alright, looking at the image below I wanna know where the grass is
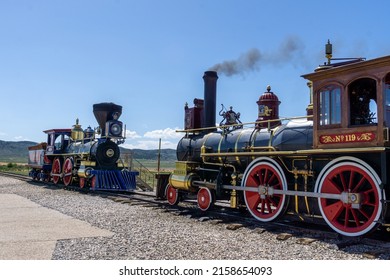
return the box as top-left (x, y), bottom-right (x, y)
top-left (0, 160), bottom-right (176, 180)
top-left (132, 159), bottom-right (175, 171)
top-left (0, 163), bottom-right (30, 175)
top-left (128, 159), bottom-right (175, 189)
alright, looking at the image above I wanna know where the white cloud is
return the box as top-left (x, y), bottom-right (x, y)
top-left (12, 136), bottom-right (33, 141)
top-left (143, 127), bottom-right (180, 140)
top-left (125, 129), bottom-right (142, 139)
top-left (122, 139), bottom-right (177, 150)
top-left (122, 127), bottom-right (182, 149)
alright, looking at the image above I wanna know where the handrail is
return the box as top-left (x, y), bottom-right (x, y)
top-left (131, 158), bottom-right (155, 189)
top-left (121, 152), bottom-right (155, 190)
top-left (175, 115), bottom-right (313, 133)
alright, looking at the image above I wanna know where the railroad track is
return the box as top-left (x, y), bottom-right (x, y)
top-left (106, 191), bottom-right (390, 258)
top-left (1, 171), bottom-right (390, 259)
top-left (0, 171), bottom-right (33, 182)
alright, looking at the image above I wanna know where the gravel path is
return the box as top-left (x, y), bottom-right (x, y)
top-left (1, 176), bottom-right (388, 260)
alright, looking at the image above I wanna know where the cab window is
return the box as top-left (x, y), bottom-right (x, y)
top-left (349, 78), bottom-right (377, 125)
top-left (384, 73), bottom-right (390, 126)
top-left (319, 86), bottom-right (341, 126)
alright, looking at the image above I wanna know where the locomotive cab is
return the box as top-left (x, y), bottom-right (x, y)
top-left (302, 53), bottom-right (390, 149)
top-left (44, 129), bottom-right (72, 154)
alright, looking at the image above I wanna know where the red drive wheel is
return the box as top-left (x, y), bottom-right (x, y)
top-left (91, 176), bottom-right (96, 189)
top-left (197, 187), bottom-right (214, 211)
top-left (166, 184), bottom-right (179, 205)
top-left (62, 157), bottom-right (73, 186)
top-left (242, 157), bottom-right (288, 222)
top-left (79, 177), bottom-right (86, 188)
top-left (316, 157), bottom-right (384, 237)
top-left (51, 158), bottom-right (62, 184)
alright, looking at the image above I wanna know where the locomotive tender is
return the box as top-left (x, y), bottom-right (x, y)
top-left (28, 102), bottom-right (138, 191)
top-left (167, 42), bottom-right (390, 237)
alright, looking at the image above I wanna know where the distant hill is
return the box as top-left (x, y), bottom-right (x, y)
top-left (120, 147), bottom-right (176, 161)
top-left (0, 140), bottom-right (37, 163)
top-left (0, 140), bottom-right (176, 163)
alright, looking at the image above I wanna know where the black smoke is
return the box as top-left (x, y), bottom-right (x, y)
top-left (209, 36), bottom-right (305, 77)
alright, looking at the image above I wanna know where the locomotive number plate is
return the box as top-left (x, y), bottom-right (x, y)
top-left (319, 132), bottom-right (375, 144)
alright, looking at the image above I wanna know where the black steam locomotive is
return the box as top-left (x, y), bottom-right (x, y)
top-left (28, 102), bottom-right (138, 190)
top-left (166, 42), bottom-right (390, 237)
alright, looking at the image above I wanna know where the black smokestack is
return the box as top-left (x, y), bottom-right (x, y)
top-left (203, 71), bottom-right (218, 131)
top-left (93, 102), bottom-right (122, 136)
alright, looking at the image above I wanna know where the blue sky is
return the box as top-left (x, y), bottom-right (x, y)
top-left (1, 0), bottom-right (389, 149)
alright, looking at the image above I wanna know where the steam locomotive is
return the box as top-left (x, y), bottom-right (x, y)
top-left (27, 102), bottom-right (138, 191)
top-left (166, 42), bottom-right (390, 237)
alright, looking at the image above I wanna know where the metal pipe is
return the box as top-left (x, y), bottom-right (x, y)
top-left (203, 71), bottom-right (218, 131)
top-left (200, 146), bottom-right (386, 158)
top-left (176, 115), bottom-right (313, 133)
top-left (221, 184), bottom-right (355, 200)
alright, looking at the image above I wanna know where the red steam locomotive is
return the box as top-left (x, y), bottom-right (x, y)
top-left (166, 42), bottom-right (390, 237)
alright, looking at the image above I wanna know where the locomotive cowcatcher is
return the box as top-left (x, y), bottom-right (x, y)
top-left (27, 102), bottom-right (138, 191)
top-left (166, 42), bottom-right (390, 237)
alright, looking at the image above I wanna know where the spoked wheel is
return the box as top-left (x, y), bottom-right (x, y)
top-left (90, 176), bottom-right (96, 189)
top-left (62, 157), bottom-right (74, 186)
top-left (51, 158), bottom-right (62, 184)
top-left (315, 157), bottom-right (384, 237)
top-left (79, 178), bottom-right (86, 188)
top-left (197, 187), bottom-right (215, 211)
top-left (242, 157), bottom-right (288, 222)
top-left (166, 184), bottom-right (179, 205)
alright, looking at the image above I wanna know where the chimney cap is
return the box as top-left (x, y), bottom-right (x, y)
top-left (203, 70), bottom-right (218, 78)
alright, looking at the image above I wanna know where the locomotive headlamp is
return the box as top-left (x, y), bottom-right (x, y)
top-left (110, 122), bottom-right (122, 136)
top-left (106, 120), bottom-right (123, 138)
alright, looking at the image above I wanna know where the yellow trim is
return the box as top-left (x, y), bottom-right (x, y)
top-left (169, 173), bottom-right (198, 191)
top-left (234, 129), bottom-right (246, 164)
top-left (176, 115), bottom-right (313, 133)
top-left (80, 161), bottom-right (96, 166)
top-left (218, 134), bottom-right (224, 163)
top-left (200, 133), bottom-right (213, 163)
top-left (201, 147), bottom-right (386, 158)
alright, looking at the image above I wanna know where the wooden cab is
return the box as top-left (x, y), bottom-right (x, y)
top-left (302, 55), bottom-right (390, 149)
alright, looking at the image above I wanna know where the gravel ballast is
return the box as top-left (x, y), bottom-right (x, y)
top-left (1, 176), bottom-right (388, 260)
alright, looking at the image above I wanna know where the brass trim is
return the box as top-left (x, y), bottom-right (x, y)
top-left (176, 115), bottom-right (313, 133)
top-left (201, 147), bottom-right (387, 158)
top-left (80, 161), bottom-right (96, 166)
top-left (234, 129), bottom-right (246, 163)
top-left (384, 127), bottom-right (389, 142)
top-left (217, 133), bottom-right (224, 163)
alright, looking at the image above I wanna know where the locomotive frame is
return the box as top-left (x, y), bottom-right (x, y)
top-left (166, 42), bottom-right (390, 237)
top-left (28, 102), bottom-right (138, 191)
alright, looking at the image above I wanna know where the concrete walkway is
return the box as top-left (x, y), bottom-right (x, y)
top-left (0, 194), bottom-right (113, 260)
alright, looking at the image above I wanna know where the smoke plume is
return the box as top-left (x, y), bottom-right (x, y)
top-left (209, 36), bottom-right (305, 77)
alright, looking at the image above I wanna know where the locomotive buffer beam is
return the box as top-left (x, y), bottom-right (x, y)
top-left (222, 184), bottom-right (362, 208)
